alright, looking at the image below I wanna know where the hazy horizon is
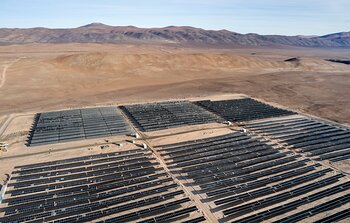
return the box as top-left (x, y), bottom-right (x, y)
top-left (1, 22), bottom-right (349, 37)
top-left (1, 0), bottom-right (349, 36)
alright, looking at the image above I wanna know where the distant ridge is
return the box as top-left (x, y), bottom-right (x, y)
top-left (78, 22), bottom-right (113, 28)
top-left (0, 23), bottom-right (349, 48)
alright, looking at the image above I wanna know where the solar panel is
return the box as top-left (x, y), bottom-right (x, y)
top-left (0, 148), bottom-right (205, 223)
top-left (194, 98), bottom-right (296, 122)
top-left (27, 107), bottom-right (134, 146)
top-left (244, 116), bottom-right (350, 162)
top-left (156, 131), bottom-right (350, 222)
top-left (120, 101), bottom-right (222, 132)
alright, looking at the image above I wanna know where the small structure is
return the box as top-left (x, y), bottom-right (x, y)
top-left (100, 145), bottom-right (110, 150)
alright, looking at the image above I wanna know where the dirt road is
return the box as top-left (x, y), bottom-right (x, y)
top-left (0, 58), bottom-right (22, 89)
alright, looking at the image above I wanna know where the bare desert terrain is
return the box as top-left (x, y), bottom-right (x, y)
top-left (0, 43), bottom-right (349, 127)
top-left (0, 44), bottom-right (349, 222)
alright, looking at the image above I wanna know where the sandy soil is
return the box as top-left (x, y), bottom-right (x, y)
top-left (0, 43), bottom-right (349, 127)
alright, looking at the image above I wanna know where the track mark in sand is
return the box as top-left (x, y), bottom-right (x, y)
top-left (0, 57), bottom-right (23, 89)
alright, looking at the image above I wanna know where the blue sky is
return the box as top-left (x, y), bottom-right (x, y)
top-left (1, 0), bottom-right (349, 35)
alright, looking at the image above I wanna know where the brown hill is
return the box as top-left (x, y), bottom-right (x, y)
top-left (52, 52), bottom-right (348, 75)
top-left (0, 23), bottom-right (349, 48)
top-left (321, 31), bottom-right (350, 39)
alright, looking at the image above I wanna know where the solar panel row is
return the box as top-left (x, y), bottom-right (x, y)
top-left (0, 147), bottom-right (207, 223)
top-left (120, 101), bottom-right (223, 132)
top-left (26, 98), bottom-right (298, 147)
top-left (233, 181), bottom-right (350, 223)
top-left (28, 107), bottom-right (134, 146)
top-left (156, 132), bottom-right (350, 222)
top-left (246, 116), bottom-right (350, 162)
top-left (194, 98), bottom-right (296, 122)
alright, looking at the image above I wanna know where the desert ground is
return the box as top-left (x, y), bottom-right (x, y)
top-left (0, 44), bottom-right (350, 222)
top-left (0, 43), bottom-right (349, 126)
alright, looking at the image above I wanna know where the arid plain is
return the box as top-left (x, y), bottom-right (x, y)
top-left (0, 43), bottom-right (349, 125)
top-left (1, 43), bottom-right (350, 223)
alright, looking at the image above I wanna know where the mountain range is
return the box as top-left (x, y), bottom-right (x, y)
top-left (0, 23), bottom-right (349, 48)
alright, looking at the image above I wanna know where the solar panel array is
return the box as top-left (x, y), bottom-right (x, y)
top-left (156, 132), bottom-right (350, 222)
top-left (28, 107), bottom-right (134, 146)
top-left (0, 147), bottom-right (207, 223)
top-left (245, 117), bottom-right (350, 163)
top-left (195, 98), bottom-right (296, 122)
top-left (120, 101), bottom-right (223, 132)
top-left (3, 96), bottom-right (350, 222)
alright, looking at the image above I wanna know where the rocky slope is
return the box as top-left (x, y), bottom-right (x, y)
top-left (0, 23), bottom-right (349, 48)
